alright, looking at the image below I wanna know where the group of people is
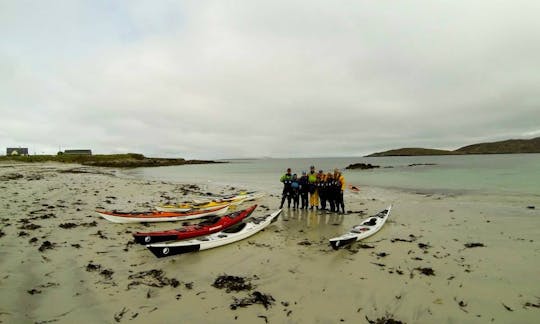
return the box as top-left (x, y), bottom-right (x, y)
top-left (279, 165), bottom-right (346, 213)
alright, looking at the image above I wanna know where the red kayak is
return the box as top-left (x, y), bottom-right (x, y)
top-left (133, 205), bottom-right (258, 244)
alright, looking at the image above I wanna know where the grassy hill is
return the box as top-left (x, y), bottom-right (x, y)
top-left (366, 148), bottom-right (458, 157)
top-left (0, 153), bottom-right (222, 168)
top-left (366, 137), bottom-right (540, 157)
top-left (455, 137), bottom-right (540, 154)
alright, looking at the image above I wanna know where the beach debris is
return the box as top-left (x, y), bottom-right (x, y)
top-left (391, 234), bottom-right (417, 243)
top-left (464, 242), bottom-right (485, 248)
top-left (185, 282), bottom-right (194, 290)
top-left (524, 300), bottom-right (540, 308)
top-left (127, 269), bottom-right (179, 289)
top-left (359, 244), bottom-right (375, 249)
top-left (0, 173), bottom-right (24, 181)
top-left (29, 237), bottom-right (38, 244)
top-left (297, 240), bottom-right (312, 246)
top-left (92, 230), bottom-right (108, 239)
top-left (26, 173), bottom-right (44, 181)
top-left (100, 269), bottom-right (114, 280)
top-left (0, 229), bottom-right (4, 238)
top-left (59, 222), bottom-right (78, 229)
top-left (502, 303), bottom-right (514, 312)
top-left (414, 267), bottom-right (435, 276)
top-left (212, 275), bottom-right (253, 292)
top-left (376, 252), bottom-right (389, 258)
top-left (365, 315), bottom-right (406, 324)
top-left (454, 298), bottom-right (468, 312)
top-left (27, 289), bottom-right (42, 295)
top-left (230, 291), bottom-right (275, 310)
top-left (38, 241), bottom-right (55, 252)
top-left (80, 219), bottom-right (97, 228)
top-left (371, 262), bottom-right (386, 268)
top-left (86, 262), bottom-right (101, 272)
top-left (417, 243), bottom-right (430, 250)
top-left (527, 206), bottom-right (535, 209)
top-left (113, 307), bottom-right (127, 322)
top-left (18, 223), bottom-right (41, 231)
top-left (258, 315), bottom-right (269, 323)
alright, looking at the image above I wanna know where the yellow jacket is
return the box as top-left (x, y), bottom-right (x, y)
top-left (336, 173), bottom-right (345, 191)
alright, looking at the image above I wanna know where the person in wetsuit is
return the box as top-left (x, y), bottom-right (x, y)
top-left (298, 171), bottom-right (309, 209)
top-left (308, 165), bottom-right (318, 209)
top-left (291, 174), bottom-right (300, 209)
top-left (317, 170), bottom-right (327, 210)
top-left (334, 168), bottom-right (346, 213)
top-left (279, 168), bottom-right (293, 208)
top-left (325, 172), bottom-right (336, 212)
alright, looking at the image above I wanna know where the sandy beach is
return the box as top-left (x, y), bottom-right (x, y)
top-left (0, 162), bottom-right (539, 324)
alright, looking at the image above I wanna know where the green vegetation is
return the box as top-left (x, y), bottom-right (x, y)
top-left (366, 137), bottom-right (540, 157)
top-left (455, 137), bottom-right (540, 154)
top-left (0, 153), bottom-right (222, 168)
top-left (366, 148), bottom-right (458, 157)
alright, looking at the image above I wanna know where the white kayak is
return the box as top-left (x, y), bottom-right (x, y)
top-left (96, 204), bottom-right (230, 223)
top-left (329, 205), bottom-right (392, 250)
top-left (146, 209), bottom-right (282, 257)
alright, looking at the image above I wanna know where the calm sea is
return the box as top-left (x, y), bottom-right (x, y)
top-left (122, 154), bottom-right (540, 196)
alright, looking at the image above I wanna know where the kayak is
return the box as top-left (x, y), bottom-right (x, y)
top-left (155, 200), bottom-right (233, 212)
top-left (132, 205), bottom-right (258, 244)
top-left (146, 208), bottom-right (282, 258)
top-left (192, 191), bottom-right (265, 204)
top-left (329, 205), bottom-right (392, 250)
top-left (96, 204), bottom-right (230, 224)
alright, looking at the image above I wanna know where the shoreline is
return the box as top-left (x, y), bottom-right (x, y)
top-left (0, 162), bottom-right (539, 323)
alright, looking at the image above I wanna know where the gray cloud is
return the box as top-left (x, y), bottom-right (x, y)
top-left (1, 1), bottom-right (539, 158)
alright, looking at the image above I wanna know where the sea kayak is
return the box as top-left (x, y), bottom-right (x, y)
top-left (192, 191), bottom-right (265, 204)
top-left (329, 205), bottom-right (392, 250)
top-left (146, 208), bottom-right (282, 258)
top-left (155, 200), bottom-right (233, 212)
top-left (133, 205), bottom-right (258, 244)
top-left (96, 204), bottom-right (230, 224)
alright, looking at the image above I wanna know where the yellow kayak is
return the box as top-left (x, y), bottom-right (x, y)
top-left (155, 200), bottom-right (233, 212)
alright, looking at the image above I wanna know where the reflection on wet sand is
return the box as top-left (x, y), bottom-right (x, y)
top-left (281, 209), bottom-right (344, 227)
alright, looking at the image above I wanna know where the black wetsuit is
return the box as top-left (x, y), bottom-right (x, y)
top-left (280, 173), bottom-right (293, 208)
top-left (298, 175), bottom-right (309, 209)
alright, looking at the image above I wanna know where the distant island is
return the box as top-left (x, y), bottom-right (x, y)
top-left (0, 153), bottom-right (223, 168)
top-left (366, 137), bottom-right (540, 157)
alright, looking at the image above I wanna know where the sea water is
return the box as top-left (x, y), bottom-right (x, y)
top-left (122, 154), bottom-right (540, 196)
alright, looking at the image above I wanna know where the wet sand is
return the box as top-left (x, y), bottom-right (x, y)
top-left (0, 162), bottom-right (539, 323)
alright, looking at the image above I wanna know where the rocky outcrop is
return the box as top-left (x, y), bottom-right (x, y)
top-left (345, 163), bottom-right (380, 170)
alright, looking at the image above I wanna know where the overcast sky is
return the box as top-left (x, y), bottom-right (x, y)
top-left (1, 1), bottom-right (539, 159)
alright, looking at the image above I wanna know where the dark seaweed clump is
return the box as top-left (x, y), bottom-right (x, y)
top-left (230, 291), bottom-right (275, 310)
top-left (366, 316), bottom-right (406, 324)
top-left (415, 267), bottom-right (435, 276)
top-left (127, 269), bottom-right (179, 289)
top-left (38, 241), bottom-right (55, 252)
top-left (464, 242), bottom-right (485, 248)
top-left (212, 275), bottom-right (252, 292)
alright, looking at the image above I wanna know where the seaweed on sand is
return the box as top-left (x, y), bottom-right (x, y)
top-left (212, 275), bottom-right (253, 292)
